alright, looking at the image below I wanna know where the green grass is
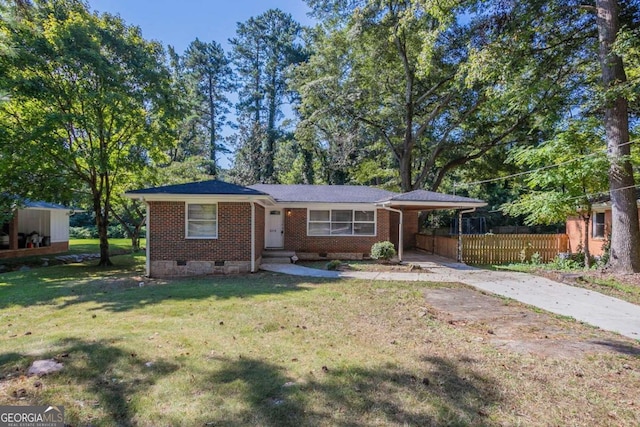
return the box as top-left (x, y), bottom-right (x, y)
top-left (0, 257), bottom-right (639, 426)
top-left (67, 238), bottom-right (145, 255)
top-left (569, 275), bottom-right (640, 306)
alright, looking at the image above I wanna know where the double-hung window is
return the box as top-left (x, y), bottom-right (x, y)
top-left (186, 203), bottom-right (218, 238)
top-left (592, 212), bottom-right (605, 239)
top-left (308, 209), bottom-right (375, 236)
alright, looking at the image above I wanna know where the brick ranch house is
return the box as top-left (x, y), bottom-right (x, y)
top-left (125, 180), bottom-right (486, 277)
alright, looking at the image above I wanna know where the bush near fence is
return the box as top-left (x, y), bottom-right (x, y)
top-left (415, 233), bottom-right (569, 265)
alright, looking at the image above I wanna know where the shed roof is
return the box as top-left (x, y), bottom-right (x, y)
top-left (23, 200), bottom-right (71, 210)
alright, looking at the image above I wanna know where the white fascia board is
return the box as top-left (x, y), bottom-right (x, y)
top-left (591, 203), bottom-right (610, 212)
top-left (22, 207), bottom-right (65, 211)
top-left (22, 207), bottom-right (85, 214)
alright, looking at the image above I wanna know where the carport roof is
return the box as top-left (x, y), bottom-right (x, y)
top-left (380, 189), bottom-right (484, 204)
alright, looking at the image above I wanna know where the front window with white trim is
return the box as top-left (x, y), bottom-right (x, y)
top-left (186, 203), bottom-right (218, 238)
top-left (308, 209), bottom-right (375, 236)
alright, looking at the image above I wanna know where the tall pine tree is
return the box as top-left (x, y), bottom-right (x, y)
top-left (229, 9), bottom-right (306, 184)
top-left (182, 39), bottom-right (233, 176)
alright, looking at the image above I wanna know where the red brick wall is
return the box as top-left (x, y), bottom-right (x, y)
top-left (283, 208), bottom-right (391, 254)
top-left (149, 201), bottom-right (252, 262)
top-left (403, 210), bottom-right (419, 249)
top-left (387, 210), bottom-right (419, 250)
top-left (255, 204), bottom-right (265, 264)
top-left (389, 211), bottom-right (400, 249)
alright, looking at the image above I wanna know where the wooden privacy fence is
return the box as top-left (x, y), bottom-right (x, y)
top-left (415, 233), bottom-right (569, 265)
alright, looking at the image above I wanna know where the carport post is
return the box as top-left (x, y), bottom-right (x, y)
top-left (380, 205), bottom-right (403, 262)
top-left (457, 208), bottom-right (477, 263)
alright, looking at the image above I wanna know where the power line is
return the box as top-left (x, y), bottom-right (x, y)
top-left (561, 183), bottom-right (640, 205)
top-left (453, 137), bottom-right (640, 192)
top-left (499, 183), bottom-right (640, 211)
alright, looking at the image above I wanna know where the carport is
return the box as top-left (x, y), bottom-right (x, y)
top-left (376, 189), bottom-right (486, 262)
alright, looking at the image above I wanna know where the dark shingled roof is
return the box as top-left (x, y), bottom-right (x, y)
top-left (127, 180), bottom-right (268, 196)
top-left (381, 190), bottom-right (484, 204)
top-left (127, 181), bottom-right (486, 206)
top-left (24, 200), bottom-right (71, 210)
top-left (249, 184), bottom-right (397, 203)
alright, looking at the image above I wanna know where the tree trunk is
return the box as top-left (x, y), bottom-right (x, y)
top-left (582, 213), bottom-right (591, 268)
top-left (209, 75), bottom-right (217, 177)
top-left (596, 0), bottom-right (640, 272)
top-left (264, 71), bottom-right (278, 182)
top-left (129, 231), bottom-right (140, 252)
top-left (93, 193), bottom-right (112, 267)
top-left (399, 156), bottom-right (413, 193)
top-left (302, 146), bottom-right (314, 184)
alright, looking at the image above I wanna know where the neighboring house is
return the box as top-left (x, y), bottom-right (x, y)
top-left (125, 180), bottom-right (486, 277)
top-left (0, 200), bottom-right (74, 259)
top-left (566, 204), bottom-right (615, 257)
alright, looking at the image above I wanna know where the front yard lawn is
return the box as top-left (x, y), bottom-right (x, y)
top-left (0, 255), bottom-right (639, 426)
top-left (67, 238), bottom-right (144, 255)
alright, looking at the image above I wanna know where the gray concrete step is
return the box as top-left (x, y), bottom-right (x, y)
top-left (263, 250), bottom-right (296, 258)
top-left (262, 250), bottom-right (297, 264)
top-left (262, 257), bottom-right (294, 264)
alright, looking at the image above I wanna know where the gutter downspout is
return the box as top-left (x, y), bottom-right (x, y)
top-left (251, 201), bottom-right (256, 273)
top-left (381, 205), bottom-right (403, 262)
top-left (457, 207), bottom-right (477, 263)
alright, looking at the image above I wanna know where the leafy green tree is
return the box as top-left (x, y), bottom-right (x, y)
top-left (0, 0), bottom-right (180, 265)
top-left (166, 45), bottom-right (206, 163)
top-left (111, 157), bottom-right (211, 251)
top-left (182, 38), bottom-right (233, 176)
top-left (229, 9), bottom-right (306, 183)
top-left (227, 120), bottom-right (267, 184)
top-left (297, 0), bottom-right (580, 192)
top-left (501, 122), bottom-right (609, 266)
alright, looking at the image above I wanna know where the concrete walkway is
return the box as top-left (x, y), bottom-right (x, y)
top-left (261, 257), bottom-right (640, 340)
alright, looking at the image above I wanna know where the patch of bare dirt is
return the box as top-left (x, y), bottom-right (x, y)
top-left (424, 287), bottom-right (640, 359)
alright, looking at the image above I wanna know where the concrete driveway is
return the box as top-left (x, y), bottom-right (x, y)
top-left (261, 253), bottom-right (640, 340)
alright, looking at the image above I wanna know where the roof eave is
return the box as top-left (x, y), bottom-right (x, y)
top-left (378, 201), bottom-right (487, 209)
top-left (123, 193), bottom-right (275, 203)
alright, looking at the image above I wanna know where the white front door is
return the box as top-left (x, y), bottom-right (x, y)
top-left (266, 209), bottom-right (284, 248)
